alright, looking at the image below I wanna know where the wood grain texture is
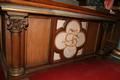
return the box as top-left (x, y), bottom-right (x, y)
top-left (20, 30), bottom-right (25, 67)
top-left (84, 22), bottom-right (100, 54)
top-left (25, 15), bottom-right (51, 68)
top-left (11, 33), bottom-right (21, 67)
top-left (5, 20), bottom-right (12, 67)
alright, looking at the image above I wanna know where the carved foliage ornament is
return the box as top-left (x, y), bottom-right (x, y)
top-left (6, 15), bottom-right (28, 33)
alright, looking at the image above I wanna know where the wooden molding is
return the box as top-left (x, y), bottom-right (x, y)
top-left (0, 0), bottom-right (119, 21)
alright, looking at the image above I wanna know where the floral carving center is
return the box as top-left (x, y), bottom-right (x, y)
top-left (64, 29), bottom-right (79, 47)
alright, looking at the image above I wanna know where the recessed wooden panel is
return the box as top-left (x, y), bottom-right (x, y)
top-left (25, 15), bottom-right (51, 68)
top-left (84, 22), bottom-right (100, 54)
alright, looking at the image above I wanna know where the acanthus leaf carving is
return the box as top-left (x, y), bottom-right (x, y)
top-left (6, 15), bottom-right (28, 33)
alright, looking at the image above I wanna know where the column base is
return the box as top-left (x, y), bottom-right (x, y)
top-left (8, 67), bottom-right (24, 76)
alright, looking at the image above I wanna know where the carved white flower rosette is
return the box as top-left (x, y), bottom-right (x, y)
top-left (55, 20), bottom-right (86, 59)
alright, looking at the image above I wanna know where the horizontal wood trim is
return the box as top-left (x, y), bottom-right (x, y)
top-left (0, 0), bottom-right (118, 20)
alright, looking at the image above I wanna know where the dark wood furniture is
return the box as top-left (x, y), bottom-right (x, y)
top-left (0, 0), bottom-right (120, 80)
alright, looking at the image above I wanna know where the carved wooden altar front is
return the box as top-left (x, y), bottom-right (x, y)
top-left (0, 0), bottom-right (120, 80)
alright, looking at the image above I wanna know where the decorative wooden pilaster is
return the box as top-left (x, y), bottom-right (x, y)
top-left (6, 12), bottom-right (28, 80)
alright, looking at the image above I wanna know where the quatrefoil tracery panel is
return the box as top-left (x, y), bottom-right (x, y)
top-left (54, 20), bottom-right (86, 60)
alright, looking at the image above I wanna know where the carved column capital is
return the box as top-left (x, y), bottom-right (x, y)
top-left (6, 12), bottom-right (28, 33)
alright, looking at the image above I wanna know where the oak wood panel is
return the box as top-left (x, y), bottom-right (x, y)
top-left (25, 15), bottom-right (51, 68)
top-left (84, 22), bottom-right (100, 54)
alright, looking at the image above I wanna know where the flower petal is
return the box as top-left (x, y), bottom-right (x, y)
top-left (66, 20), bottom-right (80, 34)
top-left (63, 47), bottom-right (77, 58)
top-left (55, 32), bottom-right (66, 50)
top-left (76, 32), bottom-right (86, 47)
